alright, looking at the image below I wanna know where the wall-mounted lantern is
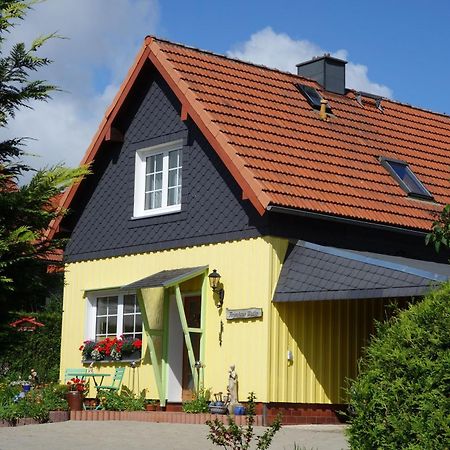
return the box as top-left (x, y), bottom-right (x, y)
top-left (208, 269), bottom-right (224, 308)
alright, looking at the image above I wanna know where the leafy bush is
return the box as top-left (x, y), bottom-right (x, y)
top-left (182, 386), bottom-right (211, 413)
top-left (0, 383), bottom-right (68, 424)
top-left (99, 385), bottom-right (145, 411)
top-left (207, 392), bottom-right (281, 450)
top-left (347, 284), bottom-right (450, 449)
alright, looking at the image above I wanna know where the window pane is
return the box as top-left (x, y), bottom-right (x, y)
top-left (153, 190), bottom-right (162, 208)
top-left (135, 315), bottom-right (142, 333)
top-left (169, 149), bottom-right (181, 169)
top-left (145, 174), bottom-right (153, 192)
top-left (154, 172), bottom-right (162, 191)
top-left (107, 296), bottom-right (118, 314)
top-left (387, 160), bottom-right (431, 198)
top-left (97, 297), bottom-right (108, 315)
top-left (144, 192), bottom-right (151, 210)
top-left (168, 187), bottom-right (177, 206)
top-left (96, 317), bottom-right (107, 336)
top-left (147, 154), bottom-right (163, 174)
top-left (155, 154), bottom-right (163, 172)
top-left (123, 295), bottom-right (136, 314)
top-left (123, 315), bottom-right (134, 334)
top-left (168, 169), bottom-right (178, 188)
top-left (107, 316), bottom-right (117, 335)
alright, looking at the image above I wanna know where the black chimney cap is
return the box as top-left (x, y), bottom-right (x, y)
top-left (296, 54), bottom-right (347, 69)
top-left (296, 54), bottom-right (347, 95)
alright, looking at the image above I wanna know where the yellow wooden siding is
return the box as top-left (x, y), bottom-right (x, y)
top-left (60, 237), bottom-right (283, 402)
top-left (269, 298), bottom-right (391, 404)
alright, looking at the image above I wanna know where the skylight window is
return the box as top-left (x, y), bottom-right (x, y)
top-left (380, 157), bottom-right (433, 200)
top-left (296, 83), bottom-right (331, 113)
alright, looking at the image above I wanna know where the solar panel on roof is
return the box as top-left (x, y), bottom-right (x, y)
top-left (380, 157), bottom-right (433, 200)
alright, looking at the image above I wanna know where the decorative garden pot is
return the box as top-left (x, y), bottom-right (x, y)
top-left (66, 391), bottom-right (83, 411)
top-left (233, 405), bottom-right (246, 415)
top-left (209, 405), bottom-right (228, 415)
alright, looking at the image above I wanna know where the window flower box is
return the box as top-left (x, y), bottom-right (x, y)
top-left (80, 337), bottom-right (142, 363)
top-left (82, 350), bottom-right (142, 364)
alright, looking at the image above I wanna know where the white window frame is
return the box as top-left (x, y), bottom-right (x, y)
top-left (133, 139), bottom-right (183, 218)
top-left (85, 290), bottom-right (142, 341)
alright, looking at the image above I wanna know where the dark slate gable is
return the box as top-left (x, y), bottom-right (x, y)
top-left (64, 73), bottom-right (264, 262)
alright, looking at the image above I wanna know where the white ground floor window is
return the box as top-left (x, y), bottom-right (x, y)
top-left (85, 291), bottom-right (142, 341)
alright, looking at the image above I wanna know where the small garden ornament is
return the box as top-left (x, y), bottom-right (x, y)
top-left (227, 364), bottom-right (238, 410)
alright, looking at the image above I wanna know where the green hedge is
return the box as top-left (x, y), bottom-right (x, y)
top-left (347, 284), bottom-right (450, 449)
top-left (0, 309), bottom-right (62, 383)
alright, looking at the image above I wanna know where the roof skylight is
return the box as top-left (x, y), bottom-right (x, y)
top-left (380, 157), bottom-right (433, 200)
top-left (296, 83), bottom-right (331, 113)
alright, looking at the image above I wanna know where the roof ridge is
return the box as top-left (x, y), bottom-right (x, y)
top-left (148, 35), bottom-right (450, 121)
top-left (148, 35), bottom-right (318, 85)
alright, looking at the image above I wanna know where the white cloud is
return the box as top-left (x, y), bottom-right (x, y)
top-left (228, 27), bottom-right (392, 98)
top-left (0, 0), bottom-right (159, 176)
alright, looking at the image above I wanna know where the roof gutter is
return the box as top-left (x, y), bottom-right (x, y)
top-left (266, 205), bottom-right (427, 238)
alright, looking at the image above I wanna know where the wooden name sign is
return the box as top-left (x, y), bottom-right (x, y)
top-left (226, 308), bottom-right (263, 320)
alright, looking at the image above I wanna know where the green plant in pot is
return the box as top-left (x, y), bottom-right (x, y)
top-left (65, 378), bottom-right (87, 411)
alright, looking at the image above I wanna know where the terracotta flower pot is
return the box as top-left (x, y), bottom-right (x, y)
top-left (66, 391), bottom-right (83, 411)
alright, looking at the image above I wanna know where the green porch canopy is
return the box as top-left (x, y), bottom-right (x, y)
top-left (122, 266), bottom-right (208, 406)
top-left (122, 266), bottom-right (208, 290)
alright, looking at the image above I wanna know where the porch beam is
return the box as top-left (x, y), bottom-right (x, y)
top-left (175, 285), bottom-right (198, 391)
top-left (187, 327), bottom-right (202, 333)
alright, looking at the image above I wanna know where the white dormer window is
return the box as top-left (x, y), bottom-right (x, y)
top-left (133, 140), bottom-right (183, 218)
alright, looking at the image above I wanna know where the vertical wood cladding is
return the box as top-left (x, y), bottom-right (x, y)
top-left (64, 73), bottom-right (263, 262)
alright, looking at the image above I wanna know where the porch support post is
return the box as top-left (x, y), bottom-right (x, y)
top-left (136, 289), bottom-right (166, 406)
top-left (161, 289), bottom-right (170, 407)
top-left (145, 328), bottom-right (164, 404)
top-left (175, 285), bottom-right (198, 392)
top-left (199, 271), bottom-right (208, 387)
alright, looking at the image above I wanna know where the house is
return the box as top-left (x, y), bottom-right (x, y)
top-left (56, 36), bottom-right (450, 424)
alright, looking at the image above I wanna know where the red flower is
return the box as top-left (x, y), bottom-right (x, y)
top-left (133, 339), bottom-right (142, 349)
top-left (67, 377), bottom-right (87, 393)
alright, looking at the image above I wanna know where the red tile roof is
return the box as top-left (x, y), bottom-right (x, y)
top-left (51, 37), bottom-right (450, 236)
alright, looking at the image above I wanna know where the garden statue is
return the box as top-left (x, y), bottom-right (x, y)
top-left (227, 364), bottom-right (238, 406)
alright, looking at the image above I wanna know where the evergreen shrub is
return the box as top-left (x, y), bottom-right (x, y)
top-left (347, 284), bottom-right (450, 449)
top-left (0, 308), bottom-right (62, 382)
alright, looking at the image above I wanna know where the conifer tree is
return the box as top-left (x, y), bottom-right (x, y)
top-left (0, 0), bottom-right (88, 308)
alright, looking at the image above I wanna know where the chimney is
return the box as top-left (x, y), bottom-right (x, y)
top-left (296, 54), bottom-right (347, 95)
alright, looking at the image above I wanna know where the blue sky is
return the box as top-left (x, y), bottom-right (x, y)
top-left (158, 0), bottom-right (450, 115)
top-left (3, 0), bottom-right (450, 172)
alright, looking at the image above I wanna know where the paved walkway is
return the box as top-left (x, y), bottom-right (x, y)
top-left (0, 421), bottom-right (348, 450)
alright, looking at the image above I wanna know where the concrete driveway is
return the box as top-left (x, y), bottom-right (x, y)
top-left (0, 421), bottom-right (348, 450)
